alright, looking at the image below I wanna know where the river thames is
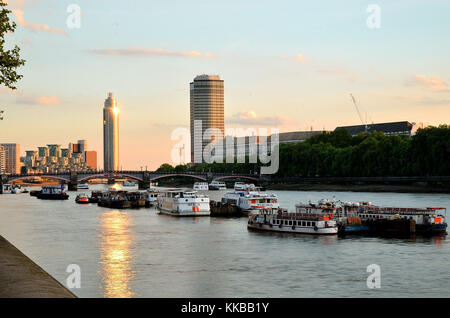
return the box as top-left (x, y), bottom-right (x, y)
top-left (0, 185), bottom-right (449, 298)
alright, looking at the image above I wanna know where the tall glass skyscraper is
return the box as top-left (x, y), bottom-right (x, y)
top-left (103, 93), bottom-right (119, 171)
top-left (190, 75), bottom-right (224, 163)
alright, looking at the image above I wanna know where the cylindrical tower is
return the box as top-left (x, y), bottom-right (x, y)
top-left (190, 75), bottom-right (224, 163)
top-left (103, 92), bottom-right (119, 171)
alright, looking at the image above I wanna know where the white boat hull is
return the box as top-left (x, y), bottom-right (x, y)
top-left (247, 222), bottom-right (338, 235)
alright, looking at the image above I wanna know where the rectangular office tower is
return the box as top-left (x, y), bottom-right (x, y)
top-left (0, 143), bottom-right (20, 174)
top-left (103, 92), bottom-right (119, 171)
top-left (190, 75), bottom-right (224, 163)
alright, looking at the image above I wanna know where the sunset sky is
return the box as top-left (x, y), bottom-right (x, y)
top-left (1, 0), bottom-right (450, 169)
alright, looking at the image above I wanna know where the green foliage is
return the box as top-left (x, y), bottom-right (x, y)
top-left (179, 126), bottom-right (450, 177)
top-left (156, 163), bottom-right (175, 172)
top-left (0, 1), bottom-right (25, 90)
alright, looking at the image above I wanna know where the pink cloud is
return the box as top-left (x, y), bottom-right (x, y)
top-left (7, 0), bottom-right (67, 36)
top-left (89, 47), bottom-right (216, 59)
top-left (227, 111), bottom-right (297, 127)
top-left (16, 95), bottom-right (60, 105)
top-left (407, 75), bottom-right (448, 92)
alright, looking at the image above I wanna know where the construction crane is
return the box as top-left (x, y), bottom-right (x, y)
top-left (350, 94), bottom-right (373, 133)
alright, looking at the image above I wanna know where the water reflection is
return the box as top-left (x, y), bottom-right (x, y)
top-left (99, 210), bottom-right (136, 297)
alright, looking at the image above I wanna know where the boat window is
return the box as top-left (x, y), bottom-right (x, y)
top-left (311, 222), bottom-right (315, 226)
top-left (307, 221), bottom-right (311, 227)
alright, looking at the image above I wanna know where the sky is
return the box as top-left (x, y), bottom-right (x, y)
top-left (1, 0), bottom-right (449, 170)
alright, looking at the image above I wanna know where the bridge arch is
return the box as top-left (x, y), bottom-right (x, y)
top-left (212, 175), bottom-right (260, 182)
top-left (78, 173), bottom-right (143, 182)
top-left (150, 173), bottom-right (207, 182)
top-left (8, 175), bottom-right (70, 183)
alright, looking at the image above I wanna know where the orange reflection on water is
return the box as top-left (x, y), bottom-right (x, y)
top-left (99, 210), bottom-right (136, 298)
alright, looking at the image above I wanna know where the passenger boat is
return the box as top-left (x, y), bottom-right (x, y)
top-left (193, 182), bottom-right (209, 191)
top-left (222, 188), bottom-right (279, 214)
top-left (37, 186), bottom-right (69, 200)
top-left (234, 182), bottom-right (255, 191)
top-left (78, 183), bottom-right (89, 190)
top-left (157, 189), bottom-right (210, 216)
top-left (75, 193), bottom-right (90, 204)
top-left (89, 191), bottom-right (103, 203)
top-left (248, 208), bottom-right (338, 235)
top-left (209, 181), bottom-right (227, 190)
top-left (123, 180), bottom-right (136, 187)
top-left (143, 189), bottom-right (159, 207)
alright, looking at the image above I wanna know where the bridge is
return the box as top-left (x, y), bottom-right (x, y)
top-left (0, 170), bottom-right (262, 192)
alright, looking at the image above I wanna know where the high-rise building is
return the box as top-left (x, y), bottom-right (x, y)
top-left (77, 140), bottom-right (87, 155)
top-left (0, 145), bottom-right (6, 174)
top-left (85, 151), bottom-right (97, 170)
top-left (38, 146), bottom-right (49, 158)
top-left (47, 144), bottom-right (61, 157)
top-left (0, 143), bottom-right (20, 174)
top-left (103, 92), bottom-right (119, 171)
top-left (190, 75), bottom-right (224, 163)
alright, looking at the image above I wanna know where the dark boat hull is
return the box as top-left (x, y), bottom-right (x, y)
top-left (37, 193), bottom-right (69, 200)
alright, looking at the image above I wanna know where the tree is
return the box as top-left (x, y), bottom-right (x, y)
top-left (0, 1), bottom-right (25, 90)
top-left (156, 163), bottom-right (175, 172)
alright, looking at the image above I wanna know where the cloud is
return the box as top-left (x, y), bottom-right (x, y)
top-left (89, 47), bottom-right (216, 59)
top-left (281, 53), bottom-right (307, 63)
top-left (317, 68), bottom-right (357, 82)
top-left (7, 0), bottom-right (68, 36)
top-left (417, 96), bottom-right (450, 106)
top-left (296, 54), bottom-right (307, 62)
top-left (406, 75), bottom-right (448, 92)
top-left (16, 95), bottom-right (60, 105)
top-left (227, 111), bottom-right (297, 127)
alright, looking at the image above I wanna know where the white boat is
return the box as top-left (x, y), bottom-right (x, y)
top-left (209, 181), bottom-right (227, 190)
top-left (78, 183), bottom-right (89, 190)
top-left (193, 182), bottom-right (209, 191)
top-left (234, 182), bottom-right (255, 191)
top-left (143, 189), bottom-right (159, 207)
top-left (157, 189), bottom-right (210, 216)
top-left (222, 189), bottom-right (279, 214)
top-left (123, 180), bottom-right (136, 187)
top-left (248, 208), bottom-right (338, 235)
top-left (2, 184), bottom-right (13, 194)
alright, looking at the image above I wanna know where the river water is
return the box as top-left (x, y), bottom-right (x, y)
top-left (0, 185), bottom-right (449, 298)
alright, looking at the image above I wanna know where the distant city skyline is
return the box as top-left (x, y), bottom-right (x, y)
top-left (1, 0), bottom-right (449, 169)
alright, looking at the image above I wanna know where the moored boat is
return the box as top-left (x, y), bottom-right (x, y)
top-left (36, 186), bottom-right (69, 200)
top-left (143, 189), bottom-right (159, 207)
top-left (222, 188), bottom-right (279, 214)
top-left (234, 182), bottom-right (255, 191)
top-left (209, 181), bottom-right (227, 190)
top-left (75, 193), bottom-right (90, 204)
top-left (157, 189), bottom-right (210, 216)
top-left (248, 208), bottom-right (338, 235)
top-left (78, 183), bottom-right (89, 190)
top-left (193, 182), bottom-right (209, 191)
top-left (89, 191), bottom-right (103, 203)
top-left (123, 180), bottom-right (136, 187)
